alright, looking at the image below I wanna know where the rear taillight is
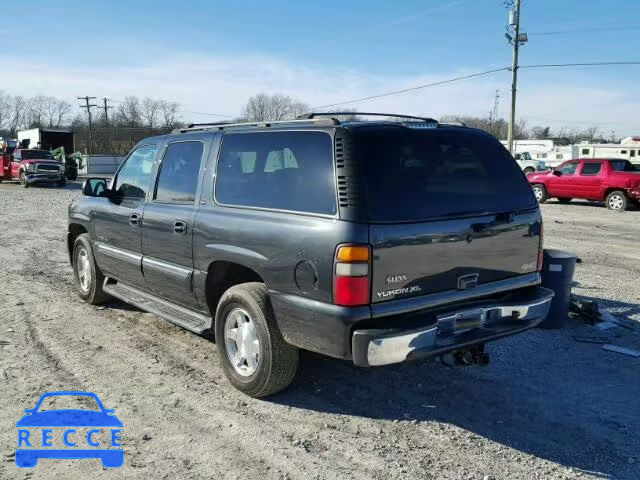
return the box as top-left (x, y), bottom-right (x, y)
top-left (333, 244), bottom-right (370, 306)
top-left (537, 223), bottom-right (544, 271)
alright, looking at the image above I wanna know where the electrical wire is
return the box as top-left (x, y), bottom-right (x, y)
top-left (520, 61), bottom-right (640, 69)
top-left (529, 26), bottom-right (640, 36)
top-left (311, 67), bottom-right (510, 110)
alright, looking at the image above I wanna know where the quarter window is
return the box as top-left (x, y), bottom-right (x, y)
top-left (113, 144), bottom-right (157, 198)
top-left (580, 162), bottom-right (602, 175)
top-left (631, 150), bottom-right (636, 158)
top-left (154, 141), bottom-right (204, 203)
top-left (215, 131), bottom-right (336, 215)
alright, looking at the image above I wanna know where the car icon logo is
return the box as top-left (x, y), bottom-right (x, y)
top-left (15, 391), bottom-right (123, 468)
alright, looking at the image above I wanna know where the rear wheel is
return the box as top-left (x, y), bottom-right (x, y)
top-left (605, 190), bottom-right (628, 211)
top-left (19, 171), bottom-right (29, 188)
top-left (557, 197), bottom-right (572, 204)
top-left (523, 167), bottom-right (535, 175)
top-left (532, 184), bottom-right (547, 203)
top-left (215, 282), bottom-right (298, 397)
top-left (72, 233), bottom-right (109, 304)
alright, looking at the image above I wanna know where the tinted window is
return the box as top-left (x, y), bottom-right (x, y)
top-left (558, 162), bottom-right (578, 174)
top-left (154, 141), bottom-right (203, 203)
top-left (215, 132), bottom-right (336, 215)
top-left (581, 162), bottom-right (602, 175)
top-left (582, 148), bottom-right (590, 155)
top-left (610, 160), bottom-right (638, 172)
top-left (353, 127), bottom-right (536, 222)
top-left (631, 150), bottom-right (636, 157)
top-left (113, 144), bottom-right (157, 198)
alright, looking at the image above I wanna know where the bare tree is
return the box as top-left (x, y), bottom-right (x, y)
top-left (158, 100), bottom-right (180, 128)
top-left (0, 91), bottom-right (10, 131)
top-left (44, 99), bottom-right (72, 127)
top-left (116, 96), bottom-right (142, 127)
top-left (141, 97), bottom-right (160, 128)
top-left (242, 93), bottom-right (310, 122)
top-left (7, 96), bottom-right (27, 135)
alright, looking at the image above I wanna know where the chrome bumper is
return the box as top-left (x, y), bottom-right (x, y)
top-left (352, 287), bottom-right (554, 367)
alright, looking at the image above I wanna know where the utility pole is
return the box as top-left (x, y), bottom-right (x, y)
top-left (78, 96), bottom-right (97, 154)
top-left (505, 0), bottom-right (527, 154)
top-left (101, 97), bottom-right (113, 153)
top-left (489, 90), bottom-right (500, 137)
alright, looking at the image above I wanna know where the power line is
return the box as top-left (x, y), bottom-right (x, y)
top-left (529, 26), bottom-right (640, 36)
top-left (311, 67), bottom-right (509, 110)
top-left (521, 61), bottom-right (640, 69)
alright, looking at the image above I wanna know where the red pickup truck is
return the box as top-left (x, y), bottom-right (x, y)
top-left (527, 158), bottom-right (640, 211)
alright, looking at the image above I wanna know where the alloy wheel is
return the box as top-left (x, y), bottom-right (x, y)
top-left (224, 308), bottom-right (260, 377)
top-left (76, 247), bottom-right (92, 293)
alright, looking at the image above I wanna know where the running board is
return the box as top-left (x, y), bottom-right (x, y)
top-left (103, 280), bottom-right (212, 334)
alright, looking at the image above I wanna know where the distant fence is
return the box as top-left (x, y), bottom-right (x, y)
top-left (78, 155), bottom-right (124, 176)
top-left (74, 126), bottom-right (173, 155)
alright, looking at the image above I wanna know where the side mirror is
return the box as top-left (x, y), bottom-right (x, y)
top-left (552, 170), bottom-right (562, 177)
top-left (83, 177), bottom-right (108, 197)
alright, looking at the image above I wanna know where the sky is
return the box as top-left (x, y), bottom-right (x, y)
top-left (3, 0), bottom-right (640, 136)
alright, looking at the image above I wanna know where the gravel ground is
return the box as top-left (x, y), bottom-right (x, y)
top-left (0, 182), bottom-right (639, 480)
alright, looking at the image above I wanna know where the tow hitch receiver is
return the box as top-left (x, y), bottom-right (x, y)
top-left (441, 344), bottom-right (490, 367)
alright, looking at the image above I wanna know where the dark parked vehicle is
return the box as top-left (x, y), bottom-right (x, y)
top-left (527, 158), bottom-right (640, 211)
top-left (68, 113), bottom-right (553, 397)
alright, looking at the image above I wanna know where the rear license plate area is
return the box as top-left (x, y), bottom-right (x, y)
top-left (437, 308), bottom-right (486, 336)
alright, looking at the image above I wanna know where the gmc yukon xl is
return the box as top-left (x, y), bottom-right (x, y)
top-left (68, 113), bottom-right (553, 397)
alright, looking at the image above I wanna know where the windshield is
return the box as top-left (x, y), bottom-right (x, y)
top-left (22, 150), bottom-right (54, 160)
top-left (353, 127), bottom-right (537, 222)
top-left (610, 159), bottom-right (638, 172)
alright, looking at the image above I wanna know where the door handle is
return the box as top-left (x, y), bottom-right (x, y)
top-left (174, 220), bottom-right (187, 234)
top-left (129, 213), bottom-right (141, 227)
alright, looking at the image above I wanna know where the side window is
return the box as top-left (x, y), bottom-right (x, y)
top-left (631, 150), bottom-right (636, 158)
top-left (113, 144), bottom-right (157, 199)
top-left (558, 162), bottom-right (578, 174)
top-left (581, 148), bottom-right (590, 155)
top-left (215, 131), bottom-right (336, 215)
top-left (154, 141), bottom-right (204, 204)
top-left (13, 151), bottom-right (21, 161)
top-left (580, 162), bottom-right (602, 175)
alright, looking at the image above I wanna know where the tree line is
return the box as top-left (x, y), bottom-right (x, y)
top-left (0, 90), bottom-right (611, 148)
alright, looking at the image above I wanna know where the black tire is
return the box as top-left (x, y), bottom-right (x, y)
top-left (19, 171), bottom-right (29, 188)
top-left (605, 190), bottom-right (628, 211)
top-left (57, 178), bottom-right (67, 187)
top-left (523, 167), bottom-right (535, 175)
top-left (532, 184), bottom-right (547, 203)
top-left (557, 197), bottom-right (572, 204)
top-left (72, 233), bottom-right (110, 305)
top-left (215, 282), bottom-right (298, 398)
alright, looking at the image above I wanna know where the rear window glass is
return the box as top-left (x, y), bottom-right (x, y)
top-left (215, 131), bottom-right (336, 215)
top-left (352, 127), bottom-right (536, 222)
top-left (610, 159), bottom-right (638, 172)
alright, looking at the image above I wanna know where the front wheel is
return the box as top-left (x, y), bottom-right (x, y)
top-left (19, 171), bottom-right (29, 188)
top-left (72, 234), bottom-right (110, 304)
top-left (523, 167), bottom-right (535, 175)
top-left (215, 282), bottom-right (298, 398)
top-left (57, 178), bottom-right (67, 187)
top-left (532, 184), bottom-right (547, 203)
top-left (605, 190), bottom-right (628, 211)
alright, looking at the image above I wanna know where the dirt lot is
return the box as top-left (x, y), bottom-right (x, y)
top-left (1, 182), bottom-right (639, 480)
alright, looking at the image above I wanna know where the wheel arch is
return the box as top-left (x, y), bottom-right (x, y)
top-left (67, 223), bottom-right (88, 263)
top-left (204, 260), bottom-right (265, 323)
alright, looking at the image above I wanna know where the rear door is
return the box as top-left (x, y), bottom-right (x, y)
top-left (350, 126), bottom-right (541, 303)
top-left (574, 161), bottom-right (604, 199)
top-left (141, 138), bottom-right (208, 309)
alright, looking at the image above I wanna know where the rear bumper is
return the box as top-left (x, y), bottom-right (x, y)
top-left (352, 287), bottom-right (554, 366)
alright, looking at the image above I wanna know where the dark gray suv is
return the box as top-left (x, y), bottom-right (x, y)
top-left (68, 113), bottom-right (553, 397)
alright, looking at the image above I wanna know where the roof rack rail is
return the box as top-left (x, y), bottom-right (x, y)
top-left (298, 112), bottom-right (438, 123)
top-left (175, 117), bottom-right (340, 134)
